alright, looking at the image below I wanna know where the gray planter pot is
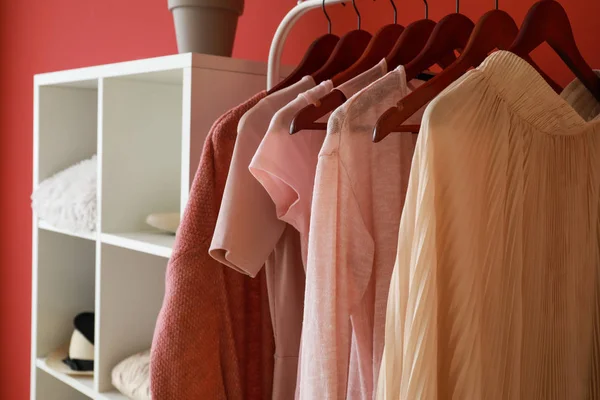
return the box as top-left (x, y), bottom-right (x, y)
top-left (168, 0), bottom-right (244, 56)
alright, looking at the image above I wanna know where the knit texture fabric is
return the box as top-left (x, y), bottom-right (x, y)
top-left (151, 91), bottom-right (274, 400)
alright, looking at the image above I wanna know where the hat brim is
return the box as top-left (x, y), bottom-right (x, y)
top-left (45, 344), bottom-right (94, 376)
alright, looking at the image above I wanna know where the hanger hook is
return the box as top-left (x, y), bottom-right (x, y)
top-left (495, 0), bottom-right (498, 10)
top-left (322, 0), bottom-right (332, 34)
top-left (351, 0), bottom-right (361, 29)
top-left (456, 0), bottom-right (459, 13)
top-left (372, 0), bottom-right (396, 24)
top-left (423, 0), bottom-right (428, 18)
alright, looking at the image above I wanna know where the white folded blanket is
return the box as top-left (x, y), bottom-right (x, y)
top-left (31, 155), bottom-right (97, 233)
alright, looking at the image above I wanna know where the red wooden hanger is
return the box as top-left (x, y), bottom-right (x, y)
top-left (509, 0), bottom-right (600, 102)
top-left (401, 1), bottom-right (558, 86)
top-left (374, 9), bottom-right (520, 141)
top-left (290, 89), bottom-right (346, 133)
top-left (267, 0), bottom-right (339, 94)
top-left (290, 0), bottom-right (449, 134)
top-left (386, 0), bottom-right (456, 71)
top-left (402, 13), bottom-right (475, 82)
top-left (364, 3), bottom-right (476, 136)
top-left (373, 3), bottom-right (563, 142)
top-left (390, 0), bottom-right (477, 83)
top-left (330, 0), bottom-right (405, 87)
top-left (310, 0), bottom-right (372, 84)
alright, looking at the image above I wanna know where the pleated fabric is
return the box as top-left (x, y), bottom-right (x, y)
top-left (377, 51), bottom-right (600, 400)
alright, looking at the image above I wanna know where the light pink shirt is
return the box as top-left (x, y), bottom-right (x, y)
top-left (296, 67), bottom-right (426, 400)
top-left (250, 59), bottom-right (390, 266)
top-left (209, 76), bottom-right (314, 400)
top-left (249, 80), bottom-right (333, 265)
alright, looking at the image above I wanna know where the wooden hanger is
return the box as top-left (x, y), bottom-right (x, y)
top-left (386, 0), bottom-right (456, 71)
top-left (290, 89), bottom-right (345, 133)
top-left (268, 35), bottom-right (339, 94)
top-left (373, 0), bottom-right (569, 142)
top-left (290, 0), bottom-right (491, 135)
top-left (330, 0), bottom-right (405, 87)
top-left (509, 0), bottom-right (600, 102)
top-left (290, 0), bottom-right (453, 134)
top-left (267, 0), bottom-right (339, 94)
top-left (373, 8), bottom-right (523, 141)
top-left (401, 1), bottom-right (558, 87)
top-left (289, 0), bottom-right (407, 134)
top-left (289, 18), bottom-right (452, 134)
top-left (402, 12), bottom-right (475, 82)
top-left (310, 0), bottom-right (372, 84)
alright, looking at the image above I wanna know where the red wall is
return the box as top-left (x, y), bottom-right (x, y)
top-left (0, 0), bottom-right (598, 398)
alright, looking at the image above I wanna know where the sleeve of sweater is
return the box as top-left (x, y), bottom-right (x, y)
top-left (151, 91), bottom-right (274, 400)
top-left (151, 131), bottom-right (232, 400)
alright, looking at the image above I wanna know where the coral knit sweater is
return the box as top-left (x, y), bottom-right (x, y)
top-left (151, 92), bottom-right (274, 400)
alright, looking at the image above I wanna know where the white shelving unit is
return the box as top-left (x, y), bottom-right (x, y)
top-left (31, 53), bottom-right (290, 400)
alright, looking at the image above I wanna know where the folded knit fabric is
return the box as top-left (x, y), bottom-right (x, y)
top-left (151, 92), bottom-right (274, 400)
top-left (112, 350), bottom-right (151, 400)
top-left (31, 155), bottom-right (97, 232)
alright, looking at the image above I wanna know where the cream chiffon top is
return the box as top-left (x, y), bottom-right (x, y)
top-left (377, 51), bottom-right (600, 399)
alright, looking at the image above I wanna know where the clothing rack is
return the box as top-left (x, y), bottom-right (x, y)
top-left (267, 0), bottom-right (347, 90)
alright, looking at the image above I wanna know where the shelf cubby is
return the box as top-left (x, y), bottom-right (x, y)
top-left (36, 367), bottom-right (91, 400)
top-left (36, 358), bottom-right (95, 398)
top-left (100, 73), bottom-right (183, 237)
top-left (33, 230), bottom-right (96, 363)
top-left (95, 244), bottom-right (166, 392)
top-left (36, 80), bottom-right (98, 184)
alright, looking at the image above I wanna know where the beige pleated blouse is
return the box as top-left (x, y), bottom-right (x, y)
top-left (377, 51), bottom-right (600, 400)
